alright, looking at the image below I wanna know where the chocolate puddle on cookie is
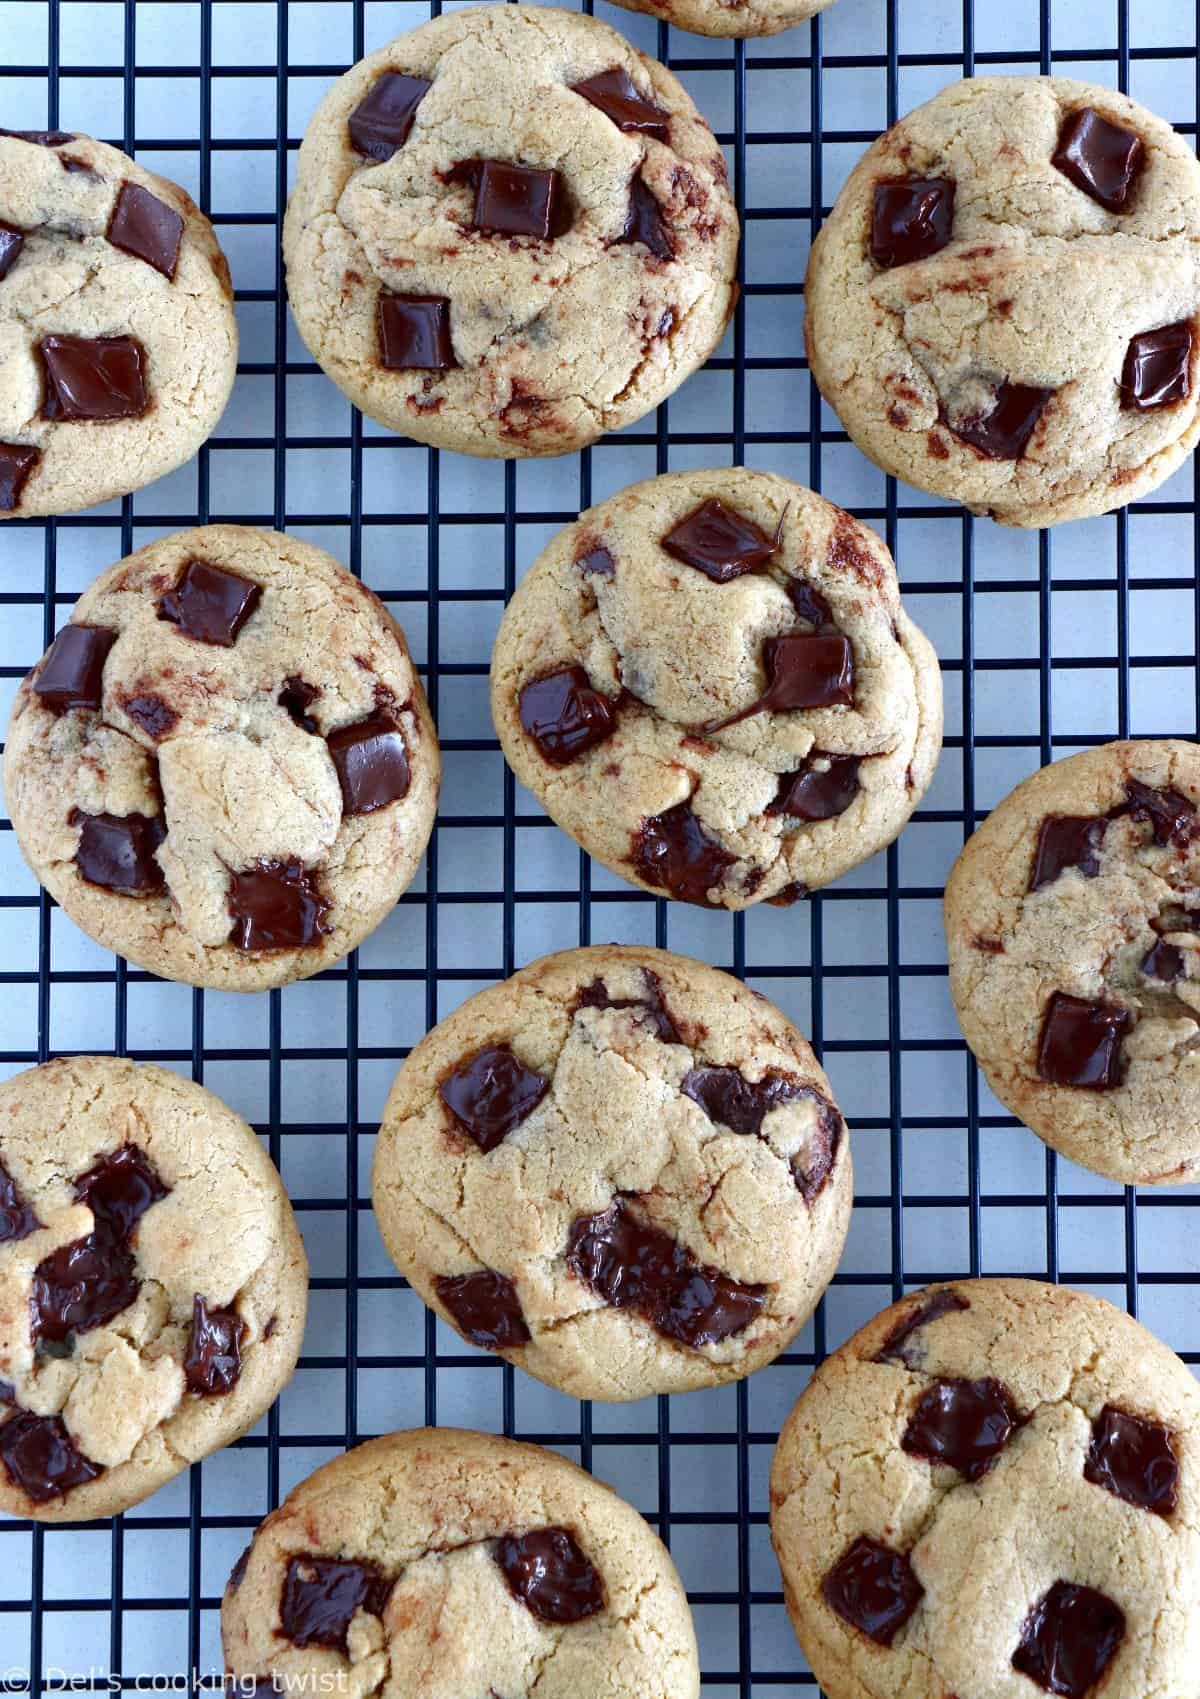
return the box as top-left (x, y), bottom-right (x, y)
top-left (495, 1527), bottom-right (604, 1624)
top-left (435, 1269), bottom-right (531, 1350)
top-left (438, 1044), bottom-right (549, 1151)
top-left (227, 860), bottom-right (332, 952)
top-left (631, 801), bottom-right (737, 906)
top-left (518, 666), bottom-right (617, 766)
top-left (681, 1066), bottom-right (843, 1201)
top-left (184, 1294), bottom-right (246, 1396)
top-left (0, 1410), bottom-right (102, 1503)
top-left (573, 967), bottom-right (683, 1044)
top-left (280, 1555), bottom-right (393, 1651)
top-left (822, 1536), bottom-right (924, 1646)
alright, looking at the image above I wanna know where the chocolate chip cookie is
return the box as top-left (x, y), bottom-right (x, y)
top-left (372, 945), bottom-right (851, 1401)
top-left (282, 4), bottom-right (737, 458)
top-left (945, 740), bottom-right (1200, 1186)
top-left (604, 0), bottom-right (835, 40)
top-left (3, 525), bottom-right (438, 992)
top-left (0, 1056), bottom-right (307, 1521)
top-left (805, 78), bottom-right (1200, 527)
top-left (222, 1426), bottom-right (699, 1698)
top-left (0, 128), bottom-right (237, 517)
top-left (490, 469), bottom-right (942, 909)
top-left (770, 1279), bottom-right (1200, 1699)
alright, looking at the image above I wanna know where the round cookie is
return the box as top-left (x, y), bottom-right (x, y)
top-left (945, 739), bottom-right (1200, 1186)
top-left (222, 1426), bottom-right (699, 1699)
top-left (3, 525), bottom-right (439, 992)
top-left (490, 469), bottom-right (942, 909)
top-left (0, 127), bottom-right (237, 518)
top-left (605, 0), bottom-right (835, 39)
top-left (804, 77), bottom-right (1200, 528)
top-left (282, 5), bottom-right (737, 458)
top-left (0, 1056), bottom-right (307, 1522)
top-left (770, 1279), bottom-right (1200, 1699)
top-left (372, 945), bottom-right (852, 1401)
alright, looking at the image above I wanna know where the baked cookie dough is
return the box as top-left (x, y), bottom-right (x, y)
top-left (0, 1056), bottom-right (307, 1522)
top-left (605, 0), bottom-right (835, 39)
top-left (945, 739), bottom-right (1200, 1186)
top-left (222, 1426), bottom-right (699, 1699)
top-left (282, 5), bottom-right (737, 458)
top-left (804, 77), bottom-right (1200, 527)
top-left (490, 469), bottom-right (942, 909)
top-left (372, 945), bottom-right (851, 1401)
top-left (770, 1279), bottom-right (1200, 1699)
top-left (0, 127), bottom-right (237, 518)
top-left (3, 525), bottom-right (438, 992)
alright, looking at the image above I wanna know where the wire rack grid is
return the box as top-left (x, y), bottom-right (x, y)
top-left (1, 0), bottom-right (1199, 1691)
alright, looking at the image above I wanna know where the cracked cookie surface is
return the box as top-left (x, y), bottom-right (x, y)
top-left (372, 945), bottom-right (852, 1401)
top-left (805, 77), bottom-right (1200, 527)
top-left (603, 0), bottom-right (835, 40)
top-left (2, 525), bottom-right (439, 992)
top-left (946, 739), bottom-right (1200, 1186)
top-left (0, 1056), bottom-right (306, 1522)
top-left (282, 4), bottom-right (737, 458)
top-left (0, 128), bottom-right (236, 517)
top-left (490, 469), bottom-right (942, 909)
top-left (221, 1425), bottom-right (699, 1699)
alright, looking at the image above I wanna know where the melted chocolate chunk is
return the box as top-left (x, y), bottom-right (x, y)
top-left (0, 1411), bottom-right (101, 1503)
top-left (438, 1044), bottom-right (549, 1152)
top-left (280, 1556), bottom-right (392, 1651)
top-left (566, 1197), bottom-right (765, 1348)
top-left (1052, 107), bottom-right (1143, 213)
top-left (1084, 1404), bottom-right (1178, 1516)
top-left (518, 666), bottom-right (617, 766)
top-left (76, 1143), bottom-right (169, 1242)
top-left (434, 1269), bottom-right (531, 1350)
top-left (787, 580), bottom-right (834, 629)
top-left (278, 676), bottom-right (321, 733)
top-left (0, 441), bottom-right (39, 510)
top-left (875, 1288), bottom-right (969, 1365)
top-left (39, 334), bottom-right (148, 421)
top-left (576, 541), bottom-right (616, 577)
top-left (822, 1537), bottom-right (924, 1646)
top-left (1029, 815), bottom-right (1107, 891)
top-left (901, 1377), bottom-right (1021, 1480)
top-left (0, 1159), bottom-right (40, 1242)
top-left (870, 177), bottom-right (955, 269)
top-left (327, 711), bottom-right (410, 814)
top-left (681, 1065), bottom-right (806, 1137)
top-left (184, 1294), bottom-right (246, 1396)
top-left (631, 801), bottom-right (736, 907)
top-left (772, 753), bottom-right (861, 822)
top-left (124, 693), bottom-right (177, 740)
top-left (72, 810), bottom-right (166, 894)
top-left (347, 71), bottom-right (431, 163)
top-left (33, 624), bottom-right (115, 712)
top-left (1121, 321), bottom-right (1193, 412)
top-left (158, 558), bottom-right (262, 646)
top-left (618, 174), bottom-right (672, 260)
top-left (458, 159), bottom-right (566, 240)
top-left (661, 498), bottom-right (780, 582)
top-left (227, 860), bottom-right (331, 952)
top-left (1011, 1581), bottom-right (1125, 1698)
top-left (0, 221), bottom-right (24, 281)
top-left (571, 68), bottom-right (668, 139)
top-left (714, 634), bottom-right (855, 731)
top-left (574, 969), bottom-right (682, 1044)
top-left (495, 1528), bottom-right (604, 1624)
top-left (951, 382), bottom-right (1052, 461)
top-left (1037, 992), bottom-right (1130, 1090)
top-left (0, 128), bottom-right (74, 147)
top-left (1125, 777), bottom-right (1195, 846)
top-left (377, 292), bottom-right (456, 371)
top-left (106, 181), bottom-right (184, 279)
top-left (1141, 938), bottom-right (1185, 982)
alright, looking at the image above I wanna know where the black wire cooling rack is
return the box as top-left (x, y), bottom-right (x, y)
top-left (1, 0), bottom-right (1199, 1691)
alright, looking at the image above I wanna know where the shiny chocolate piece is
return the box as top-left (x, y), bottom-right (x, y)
top-left (0, 127), bottom-right (74, 147)
top-left (495, 1527), bottom-right (604, 1624)
top-left (1141, 938), bottom-right (1185, 983)
top-left (227, 860), bottom-right (331, 952)
top-left (901, 1377), bottom-right (1021, 1480)
top-left (1011, 1581), bottom-right (1125, 1698)
top-left (870, 177), bottom-right (955, 269)
top-left (158, 558), bottom-right (261, 647)
top-left (574, 968), bottom-right (682, 1044)
top-left (1029, 815), bottom-right (1107, 891)
top-left (618, 173), bottom-right (672, 260)
top-left (184, 1294), bottom-right (246, 1396)
top-left (123, 692), bottom-right (177, 740)
top-left (518, 666), bottom-right (616, 766)
top-left (438, 1044), bottom-right (549, 1152)
top-left (347, 71), bottom-right (431, 163)
top-left (327, 711), bottom-right (410, 814)
top-left (951, 382), bottom-right (1052, 460)
top-left (787, 580), bottom-right (834, 629)
top-left (107, 181), bottom-right (184, 279)
top-left (875, 1288), bottom-right (969, 1365)
top-left (1120, 321), bottom-right (1192, 412)
top-left (434, 1269), bottom-right (531, 1350)
top-left (565, 1197), bottom-right (765, 1348)
top-left (0, 1411), bottom-right (101, 1503)
top-left (631, 801), bottom-right (736, 907)
top-left (0, 1159), bottom-right (40, 1243)
top-left (281, 1556), bottom-right (393, 1651)
top-left (1084, 1404), bottom-right (1178, 1516)
top-left (72, 810), bottom-right (166, 894)
top-left (822, 1536), bottom-right (924, 1646)
top-left (772, 753), bottom-right (861, 822)
top-left (714, 633), bottom-right (855, 731)
top-left (576, 541), bottom-right (616, 577)
top-left (0, 221), bottom-right (24, 280)
top-left (1037, 992), bottom-right (1130, 1090)
top-left (0, 442), bottom-right (39, 510)
top-left (661, 498), bottom-right (780, 582)
top-left (459, 159), bottom-right (566, 240)
top-left (32, 624), bottom-right (115, 712)
top-left (1125, 777), bottom-right (1195, 846)
top-left (1052, 107), bottom-right (1143, 213)
top-left (40, 334), bottom-right (148, 421)
top-left (75, 1143), bottom-right (168, 1242)
top-left (378, 292), bottom-right (456, 371)
top-left (278, 676), bottom-right (320, 733)
top-left (571, 68), bottom-right (668, 139)
top-left (681, 1065), bottom-right (807, 1137)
